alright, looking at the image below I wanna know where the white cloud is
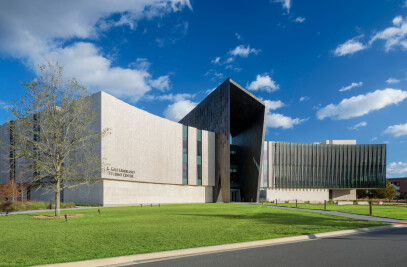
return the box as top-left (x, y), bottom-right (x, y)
top-left (145, 93), bottom-right (195, 102)
top-left (157, 92), bottom-right (197, 121)
top-left (299, 96), bottom-right (310, 102)
top-left (44, 42), bottom-right (170, 101)
top-left (164, 99), bottom-right (197, 121)
top-left (334, 38), bottom-right (366, 56)
top-left (247, 74), bottom-right (280, 92)
top-left (387, 162), bottom-right (407, 175)
top-left (335, 15), bottom-right (407, 56)
top-left (0, 100), bottom-right (11, 111)
top-left (393, 16), bottom-right (403, 26)
top-left (369, 16), bottom-right (407, 51)
top-left (295, 17), bottom-right (306, 23)
top-left (339, 81), bottom-right (363, 92)
top-left (204, 69), bottom-right (224, 81)
top-left (370, 137), bottom-right (378, 142)
top-left (263, 98), bottom-right (306, 129)
top-left (264, 100), bottom-right (285, 110)
top-left (0, 0), bottom-right (191, 102)
top-left (384, 122), bottom-right (407, 137)
top-left (228, 45), bottom-right (261, 58)
top-left (273, 0), bottom-right (291, 13)
top-left (348, 121), bottom-right (367, 130)
top-left (386, 78), bottom-right (401, 84)
top-left (206, 88), bottom-right (216, 94)
top-left (266, 113), bottom-right (307, 129)
top-left (211, 57), bottom-right (221, 65)
top-left (403, 0), bottom-right (407, 8)
top-left (235, 33), bottom-right (242, 40)
top-left (317, 88), bottom-right (407, 120)
top-left (148, 75), bottom-right (171, 92)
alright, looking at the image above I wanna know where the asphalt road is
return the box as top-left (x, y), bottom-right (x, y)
top-left (125, 226), bottom-right (407, 267)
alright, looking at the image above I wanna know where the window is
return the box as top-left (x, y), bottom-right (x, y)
top-left (197, 129), bottom-right (202, 185)
top-left (182, 125), bottom-right (188, 184)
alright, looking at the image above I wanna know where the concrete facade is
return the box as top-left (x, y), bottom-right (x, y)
top-left (266, 188), bottom-right (329, 202)
top-left (98, 92), bottom-right (215, 204)
top-left (331, 189), bottom-right (357, 201)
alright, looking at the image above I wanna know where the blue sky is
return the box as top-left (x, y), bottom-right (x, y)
top-left (0, 0), bottom-right (407, 177)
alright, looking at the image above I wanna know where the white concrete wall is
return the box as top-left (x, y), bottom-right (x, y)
top-left (266, 188), bottom-right (329, 202)
top-left (103, 179), bottom-right (212, 205)
top-left (208, 132), bottom-right (215, 186)
top-left (331, 189), bottom-right (356, 200)
top-left (101, 92), bottom-right (183, 185)
top-left (202, 130), bottom-right (208, 186)
top-left (99, 92), bottom-right (215, 204)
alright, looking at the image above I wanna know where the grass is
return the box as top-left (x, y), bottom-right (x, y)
top-left (262, 202), bottom-right (407, 220)
top-left (0, 203), bottom-right (385, 266)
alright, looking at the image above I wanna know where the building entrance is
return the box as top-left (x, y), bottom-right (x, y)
top-left (230, 189), bottom-right (241, 202)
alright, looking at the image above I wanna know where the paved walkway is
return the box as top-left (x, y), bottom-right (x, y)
top-left (243, 203), bottom-right (404, 224)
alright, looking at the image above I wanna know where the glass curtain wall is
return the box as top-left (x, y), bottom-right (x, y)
top-left (197, 129), bottom-right (202, 185)
top-left (271, 142), bottom-right (386, 189)
top-left (263, 142), bottom-right (268, 187)
top-left (182, 125), bottom-right (188, 184)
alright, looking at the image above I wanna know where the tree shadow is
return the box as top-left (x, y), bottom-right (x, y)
top-left (178, 212), bottom-right (376, 228)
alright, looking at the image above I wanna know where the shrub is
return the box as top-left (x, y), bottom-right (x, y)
top-left (304, 201), bottom-right (310, 204)
top-left (1, 201), bottom-right (13, 212)
top-left (1, 201), bottom-right (76, 212)
top-left (285, 200), bottom-right (289, 203)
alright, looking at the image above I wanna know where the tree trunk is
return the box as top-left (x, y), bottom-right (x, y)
top-left (55, 180), bottom-right (61, 216)
top-left (12, 180), bottom-right (16, 202)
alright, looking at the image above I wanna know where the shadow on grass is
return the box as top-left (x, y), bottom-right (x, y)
top-left (178, 212), bottom-right (377, 227)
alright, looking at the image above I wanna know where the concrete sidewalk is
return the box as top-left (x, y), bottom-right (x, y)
top-left (244, 203), bottom-right (403, 224)
top-left (38, 223), bottom-right (407, 267)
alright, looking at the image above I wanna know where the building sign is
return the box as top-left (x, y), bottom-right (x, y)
top-left (106, 166), bottom-right (135, 178)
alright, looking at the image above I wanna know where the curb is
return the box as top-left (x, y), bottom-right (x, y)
top-left (38, 223), bottom-right (407, 267)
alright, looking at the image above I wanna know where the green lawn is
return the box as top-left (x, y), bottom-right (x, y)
top-left (0, 203), bottom-right (385, 266)
top-left (262, 202), bottom-right (407, 220)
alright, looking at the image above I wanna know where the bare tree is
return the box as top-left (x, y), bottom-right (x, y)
top-left (7, 62), bottom-right (107, 216)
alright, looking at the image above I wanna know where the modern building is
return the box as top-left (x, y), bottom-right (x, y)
top-left (0, 79), bottom-right (386, 205)
top-left (388, 177), bottom-right (407, 198)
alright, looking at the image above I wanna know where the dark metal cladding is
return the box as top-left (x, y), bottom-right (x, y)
top-left (270, 142), bottom-right (386, 189)
top-left (179, 80), bottom-right (231, 202)
top-left (179, 79), bottom-right (266, 202)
